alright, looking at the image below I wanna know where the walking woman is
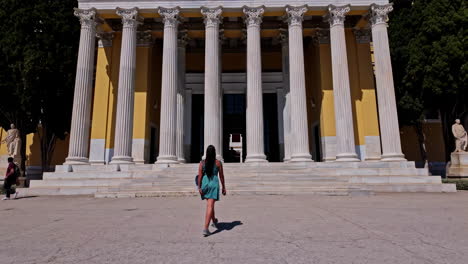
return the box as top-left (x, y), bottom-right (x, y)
top-left (198, 145), bottom-right (226, 237)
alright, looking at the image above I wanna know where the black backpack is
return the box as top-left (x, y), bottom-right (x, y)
top-left (13, 164), bottom-right (20, 179)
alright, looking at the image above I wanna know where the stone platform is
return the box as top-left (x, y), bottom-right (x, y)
top-left (19, 161), bottom-right (456, 197)
top-left (448, 152), bottom-right (468, 178)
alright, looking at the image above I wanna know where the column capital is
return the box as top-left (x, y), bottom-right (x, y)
top-left (242, 6), bottom-right (265, 27)
top-left (116, 7), bottom-right (142, 28)
top-left (313, 29), bottom-right (330, 45)
top-left (97, 32), bottom-right (114, 47)
top-left (201, 6), bottom-right (223, 27)
top-left (137, 31), bottom-right (154, 46)
top-left (278, 28), bottom-right (288, 46)
top-left (353, 28), bottom-right (371, 43)
top-left (158, 6), bottom-right (181, 27)
top-left (74, 8), bottom-right (101, 29)
top-left (325, 4), bottom-right (350, 27)
top-left (370, 3), bottom-right (393, 26)
top-left (285, 5), bottom-right (308, 27)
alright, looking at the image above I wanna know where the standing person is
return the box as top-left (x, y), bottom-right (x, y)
top-left (198, 145), bottom-right (226, 237)
top-left (3, 157), bottom-right (19, 200)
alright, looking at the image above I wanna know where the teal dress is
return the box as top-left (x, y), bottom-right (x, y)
top-left (201, 161), bottom-right (220, 201)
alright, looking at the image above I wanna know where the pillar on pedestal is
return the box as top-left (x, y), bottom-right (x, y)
top-left (325, 4), bottom-right (359, 162)
top-left (65, 8), bottom-right (101, 165)
top-left (285, 5), bottom-right (313, 162)
top-left (156, 7), bottom-right (180, 164)
top-left (110, 7), bottom-right (142, 164)
top-left (369, 3), bottom-right (406, 161)
top-left (243, 6), bottom-right (267, 163)
top-left (201, 6), bottom-right (223, 160)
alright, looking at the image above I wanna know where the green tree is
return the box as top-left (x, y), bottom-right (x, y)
top-left (389, 0), bottom-right (467, 162)
top-left (0, 0), bottom-right (79, 171)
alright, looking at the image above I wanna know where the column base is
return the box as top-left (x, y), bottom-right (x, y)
top-left (245, 154), bottom-right (267, 163)
top-left (381, 153), bottom-right (406, 161)
top-left (336, 153), bottom-right (360, 162)
top-left (110, 156), bottom-right (134, 164)
top-left (64, 157), bottom-right (89, 165)
top-left (156, 155), bottom-right (179, 164)
top-left (290, 153), bottom-right (313, 162)
top-left (177, 158), bottom-right (186, 163)
top-left (89, 160), bottom-right (106, 165)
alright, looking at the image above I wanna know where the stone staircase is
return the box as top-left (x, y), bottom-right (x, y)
top-left (18, 161), bottom-right (456, 197)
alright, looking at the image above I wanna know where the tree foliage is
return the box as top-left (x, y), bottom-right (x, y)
top-left (389, 0), bottom-right (467, 161)
top-left (0, 0), bottom-right (79, 170)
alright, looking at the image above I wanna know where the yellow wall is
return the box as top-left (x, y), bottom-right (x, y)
top-left (345, 29), bottom-right (381, 145)
top-left (134, 45), bottom-right (152, 141)
top-left (106, 33), bottom-right (122, 149)
top-left (314, 41), bottom-right (337, 139)
top-left (0, 129), bottom-right (7, 156)
top-left (90, 41), bottom-right (115, 146)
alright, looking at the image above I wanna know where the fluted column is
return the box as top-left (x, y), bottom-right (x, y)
top-left (326, 5), bottom-right (359, 162)
top-left (201, 7), bottom-right (223, 160)
top-left (243, 6), bottom-right (267, 163)
top-left (110, 7), bottom-right (141, 164)
top-left (279, 30), bottom-right (291, 162)
top-left (218, 31), bottom-right (225, 160)
top-left (156, 7), bottom-right (180, 164)
top-left (285, 5), bottom-right (312, 162)
top-left (176, 31), bottom-right (188, 163)
top-left (370, 4), bottom-right (406, 161)
top-left (65, 8), bottom-right (100, 165)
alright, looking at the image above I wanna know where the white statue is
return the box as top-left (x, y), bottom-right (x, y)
top-left (452, 119), bottom-right (467, 152)
top-left (1, 124), bottom-right (21, 157)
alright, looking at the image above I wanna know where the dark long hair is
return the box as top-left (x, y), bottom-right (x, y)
top-left (205, 145), bottom-right (216, 177)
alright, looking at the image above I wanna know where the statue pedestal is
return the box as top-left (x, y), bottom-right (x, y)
top-left (448, 152), bottom-right (468, 178)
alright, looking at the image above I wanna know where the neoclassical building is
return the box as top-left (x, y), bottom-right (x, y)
top-left (66, 0), bottom-right (404, 165)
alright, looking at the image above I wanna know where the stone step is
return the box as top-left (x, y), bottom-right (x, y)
top-left (94, 187), bottom-right (361, 198)
top-left (19, 182), bottom-right (456, 197)
top-left (42, 168), bottom-right (429, 180)
top-left (31, 175), bottom-right (440, 188)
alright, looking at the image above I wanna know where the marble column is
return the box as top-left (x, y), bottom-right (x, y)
top-left (279, 30), bottom-right (291, 162)
top-left (176, 31), bottom-right (188, 163)
top-left (243, 6), bottom-right (267, 163)
top-left (326, 5), bottom-right (359, 162)
top-left (218, 31), bottom-right (225, 160)
top-left (65, 8), bottom-right (100, 165)
top-left (370, 4), bottom-right (406, 161)
top-left (201, 6), bottom-right (223, 160)
top-left (110, 7), bottom-right (141, 164)
top-left (285, 5), bottom-right (312, 162)
top-left (156, 7), bottom-right (180, 164)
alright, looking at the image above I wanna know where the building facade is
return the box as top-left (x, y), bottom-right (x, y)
top-left (65, 0), bottom-right (405, 165)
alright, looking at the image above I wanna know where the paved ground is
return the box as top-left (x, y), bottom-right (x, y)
top-left (1, 192), bottom-right (467, 264)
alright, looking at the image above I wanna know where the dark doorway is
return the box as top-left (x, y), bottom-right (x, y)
top-left (190, 93), bottom-right (280, 163)
top-left (149, 126), bottom-right (158, 163)
top-left (190, 94), bottom-right (204, 163)
top-left (223, 94), bottom-right (246, 162)
top-left (263, 93), bottom-right (280, 162)
top-left (314, 124), bottom-right (322, 162)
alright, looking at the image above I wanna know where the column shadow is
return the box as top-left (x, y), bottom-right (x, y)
top-left (210, 220), bottom-right (243, 236)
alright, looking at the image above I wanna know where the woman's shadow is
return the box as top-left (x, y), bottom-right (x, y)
top-left (210, 220), bottom-right (243, 235)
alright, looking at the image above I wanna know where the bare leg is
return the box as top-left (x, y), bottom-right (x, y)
top-left (204, 199), bottom-right (215, 229)
top-left (211, 201), bottom-right (216, 222)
